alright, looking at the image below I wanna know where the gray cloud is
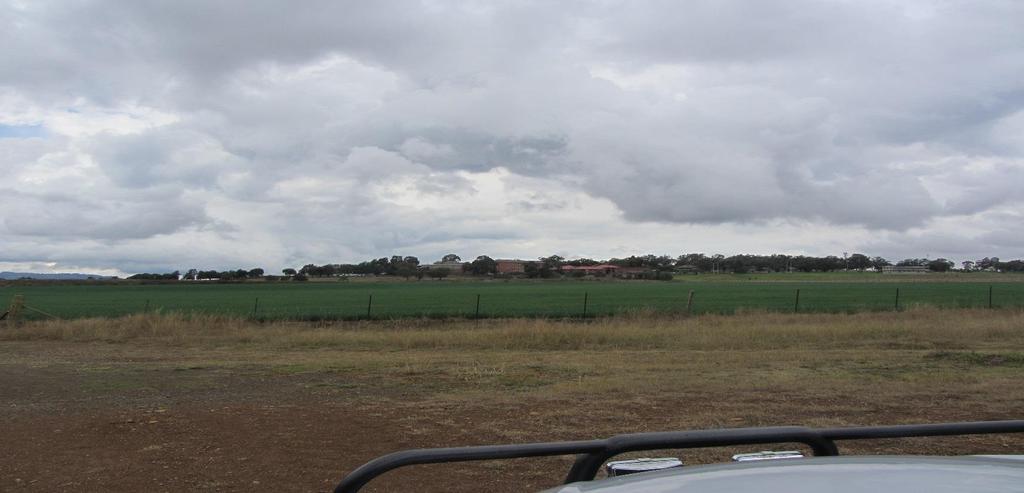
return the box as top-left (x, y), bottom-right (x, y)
top-left (2, 0), bottom-right (1024, 273)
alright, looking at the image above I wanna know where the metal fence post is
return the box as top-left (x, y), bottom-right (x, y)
top-left (367, 294), bottom-right (373, 319)
top-left (895, 288), bottom-right (900, 311)
top-left (794, 289), bottom-right (801, 313)
top-left (475, 294), bottom-right (481, 318)
top-left (582, 292), bottom-right (588, 317)
top-left (989, 285), bottom-right (993, 309)
top-left (686, 290), bottom-right (695, 315)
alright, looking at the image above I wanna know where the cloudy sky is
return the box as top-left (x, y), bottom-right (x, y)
top-left (2, 0), bottom-right (1023, 275)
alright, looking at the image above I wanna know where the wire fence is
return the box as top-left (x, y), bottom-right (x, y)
top-left (2, 281), bottom-right (1023, 322)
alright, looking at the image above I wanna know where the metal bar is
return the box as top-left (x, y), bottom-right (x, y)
top-left (333, 420), bottom-right (1024, 493)
top-left (334, 440), bottom-right (606, 493)
top-left (820, 420), bottom-right (1024, 441)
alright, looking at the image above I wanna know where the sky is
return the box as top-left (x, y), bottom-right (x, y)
top-left (1, 0), bottom-right (1023, 276)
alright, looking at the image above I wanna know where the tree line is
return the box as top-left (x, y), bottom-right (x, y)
top-left (126, 253), bottom-right (1024, 280)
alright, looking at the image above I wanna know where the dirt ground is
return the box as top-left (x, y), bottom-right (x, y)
top-left (3, 313), bottom-right (1024, 492)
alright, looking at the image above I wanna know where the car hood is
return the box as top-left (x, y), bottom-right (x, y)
top-left (543, 456), bottom-right (1024, 493)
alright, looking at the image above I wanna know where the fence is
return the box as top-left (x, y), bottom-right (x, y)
top-left (2, 281), bottom-right (1023, 322)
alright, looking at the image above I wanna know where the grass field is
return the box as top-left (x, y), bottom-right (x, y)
top-left (3, 275), bottom-right (1024, 320)
top-left (2, 308), bottom-right (1023, 491)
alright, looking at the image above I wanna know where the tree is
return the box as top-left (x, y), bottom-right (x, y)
top-left (538, 255), bottom-right (564, 278)
top-left (847, 253), bottom-right (871, 270)
top-left (427, 268), bottom-right (450, 280)
top-left (282, 268), bottom-right (297, 276)
top-left (395, 264), bottom-right (418, 280)
top-left (976, 257), bottom-right (1000, 271)
top-left (468, 255), bottom-right (497, 275)
top-left (928, 258), bottom-right (954, 272)
top-left (247, 268), bottom-right (265, 278)
top-left (441, 253), bottom-right (461, 262)
top-left (184, 268), bottom-right (199, 280)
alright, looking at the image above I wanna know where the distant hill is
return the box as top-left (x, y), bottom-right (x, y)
top-left (0, 272), bottom-right (117, 280)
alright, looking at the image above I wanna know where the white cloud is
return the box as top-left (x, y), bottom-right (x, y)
top-left (1, 0), bottom-right (1023, 274)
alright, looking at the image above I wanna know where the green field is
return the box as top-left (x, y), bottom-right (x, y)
top-left (4, 276), bottom-right (1024, 320)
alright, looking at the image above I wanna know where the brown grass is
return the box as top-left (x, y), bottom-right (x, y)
top-left (4, 307), bottom-right (1023, 352)
top-left (3, 308), bottom-right (1023, 492)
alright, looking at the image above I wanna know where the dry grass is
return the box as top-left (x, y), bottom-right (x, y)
top-left (2, 307), bottom-right (1023, 492)
top-left (4, 307), bottom-right (1023, 353)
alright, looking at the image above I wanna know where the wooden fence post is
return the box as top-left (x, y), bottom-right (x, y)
top-left (3, 295), bottom-right (25, 323)
top-left (686, 290), bottom-right (695, 315)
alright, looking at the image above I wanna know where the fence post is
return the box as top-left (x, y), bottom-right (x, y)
top-left (3, 295), bottom-right (25, 323)
top-left (252, 297), bottom-right (259, 317)
top-left (144, 299), bottom-right (150, 312)
top-left (794, 289), bottom-right (800, 313)
top-left (989, 285), bottom-right (993, 309)
top-left (582, 292), bottom-right (589, 317)
top-left (475, 294), bottom-right (481, 318)
top-left (367, 294), bottom-right (373, 319)
top-left (895, 288), bottom-right (900, 311)
top-left (686, 290), bottom-right (695, 315)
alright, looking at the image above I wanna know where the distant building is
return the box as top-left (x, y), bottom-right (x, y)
top-left (674, 265), bottom-right (699, 274)
top-left (423, 260), bottom-right (467, 272)
top-left (495, 259), bottom-right (538, 274)
top-left (881, 265), bottom-right (929, 274)
top-left (561, 264), bottom-right (619, 275)
top-left (616, 266), bottom-right (653, 278)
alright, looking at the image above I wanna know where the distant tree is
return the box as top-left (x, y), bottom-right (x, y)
top-left (998, 260), bottom-right (1024, 272)
top-left (928, 258), bottom-right (954, 272)
top-left (292, 273), bottom-right (308, 281)
top-left (847, 253), bottom-right (871, 270)
top-left (395, 264), bottom-right (418, 280)
top-left (538, 255), bottom-right (565, 278)
top-left (870, 257), bottom-right (891, 270)
top-left (403, 256), bottom-right (420, 267)
top-left (962, 260), bottom-right (975, 271)
top-left (247, 268), bottom-right (265, 278)
top-left (441, 253), bottom-right (461, 262)
top-left (282, 268), bottom-right (297, 276)
top-left (128, 271), bottom-right (180, 281)
top-left (427, 268), bottom-right (450, 280)
top-left (468, 255), bottom-right (497, 275)
top-left (184, 268), bottom-right (199, 280)
top-left (976, 257), bottom-right (1000, 271)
